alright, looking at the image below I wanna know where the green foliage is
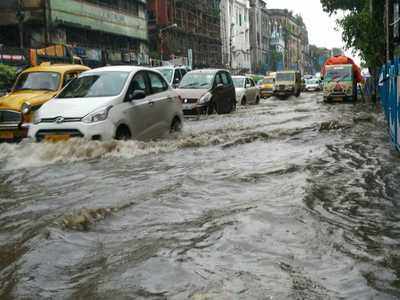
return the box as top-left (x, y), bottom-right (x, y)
top-left (0, 64), bottom-right (17, 92)
top-left (320, 0), bottom-right (385, 70)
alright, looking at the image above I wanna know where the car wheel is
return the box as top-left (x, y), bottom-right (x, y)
top-left (231, 98), bottom-right (236, 112)
top-left (115, 125), bottom-right (131, 141)
top-left (207, 101), bottom-right (216, 115)
top-left (170, 117), bottom-right (182, 133)
top-left (241, 97), bottom-right (247, 106)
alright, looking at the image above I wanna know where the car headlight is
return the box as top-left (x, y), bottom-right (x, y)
top-left (198, 92), bottom-right (212, 104)
top-left (21, 102), bottom-right (32, 115)
top-left (82, 106), bottom-right (113, 124)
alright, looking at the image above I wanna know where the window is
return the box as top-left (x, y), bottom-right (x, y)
top-left (180, 68), bottom-right (187, 77)
top-left (220, 72), bottom-right (230, 85)
top-left (214, 73), bottom-right (223, 86)
top-left (58, 71), bottom-right (129, 98)
top-left (129, 72), bottom-right (147, 95)
top-left (249, 79), bottom-right (255, 87)
top-left (63, 72), bottom-right (79, 87)
top-left (148, 71), bottom-right (168, 94)
top-left (15, 72), bottom-right (60, 91)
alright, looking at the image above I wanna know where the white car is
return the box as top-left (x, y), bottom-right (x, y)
top-left (232, 76), bottom-right (260, 105)
top-left (305, 78), bottom-right (321, 92)
top-left (28, 66), bottom-right (184, 142)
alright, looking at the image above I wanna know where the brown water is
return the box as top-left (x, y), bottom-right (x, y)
top-left (1, 93), bottom-right (399, 299)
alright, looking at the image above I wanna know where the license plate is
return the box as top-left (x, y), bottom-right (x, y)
top-left (0, 131), bottom-right (14, 139)
top-left (333, 97), bottom-right (343, 101)
top-left (183, 104), bottom-right (196, 110)
top-left (44, 134), bottom-right (70, 142)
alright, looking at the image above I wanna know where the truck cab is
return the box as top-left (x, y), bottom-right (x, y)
top-left (274, 71), bottom-right (302, 99)
top-left (323, 64), bottom-right (357, 102)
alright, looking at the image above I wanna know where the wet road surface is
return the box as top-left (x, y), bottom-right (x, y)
top-left (1, 92), bottom-right (400, 299)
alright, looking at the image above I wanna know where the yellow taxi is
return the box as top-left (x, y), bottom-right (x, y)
top-left (259, 75), bottom-right (275, 98)
top-left (0, 63), bottom-right (90, 142)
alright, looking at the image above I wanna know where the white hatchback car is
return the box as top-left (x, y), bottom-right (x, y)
top-left (28, 66), bottom-right (183, 142)
top-left (232, 76), bottom-right (260, 105)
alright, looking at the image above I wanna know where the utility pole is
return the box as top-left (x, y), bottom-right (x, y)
top-left (16, 0), bottom-right (25, 49)
top-left (385, 0), bottom-right (390, 61)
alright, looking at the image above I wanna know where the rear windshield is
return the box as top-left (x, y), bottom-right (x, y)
top-left (233, 78), bottom-right (245, 88)
top-left (276, 73), bottom-right (295, 82)
top-left (262, 78), bottom-right (274, 84)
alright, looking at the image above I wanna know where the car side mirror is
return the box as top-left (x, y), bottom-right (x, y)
top-left (128, 90), bottom-right (146, 101)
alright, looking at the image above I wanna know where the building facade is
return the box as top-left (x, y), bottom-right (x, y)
top-left (249, 0), bottom-right (270, 74)
top-left (147, 0), bottom-right (222, 68)
top-left (220, 0), bottom-right (251, 73)
top-left (267, 9), bottom-right (310, 73)
top-left (0, 0), bottom-right (149, 67)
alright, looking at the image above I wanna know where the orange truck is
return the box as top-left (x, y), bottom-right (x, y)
top-left (321, 55), bottom-right (363, 102)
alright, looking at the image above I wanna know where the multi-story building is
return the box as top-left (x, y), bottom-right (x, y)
top-left (0, 0), bottom-right (148, 67)
top-left (267, 9), bottom-right (310, 73)
top-left (147, 0), bottom-right (222, 68)
top-left (249, 0), bottom-right (270, 74)
top-left (220, 0), bottom-right (251, 73)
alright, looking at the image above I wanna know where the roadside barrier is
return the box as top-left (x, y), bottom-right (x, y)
top-left (379, 59), bottom-right (400, 151)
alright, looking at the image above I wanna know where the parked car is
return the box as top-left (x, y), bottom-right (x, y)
top-left (0, 63), bottom-right (90, 142)
top-left (274, 70), bottom-right (302, 99)
top-left (28, 66), bottom-right (183, 142)
top-left (305, 78), bottom-right (321, 92)
top-left (154, 66), bottom-right (190, 88)
top-left (175, 69), bottom-right (236, 115)
top-left (258, 75), bottom-right (275, 98)
top-left (232, 76), bottom-right (260, 105)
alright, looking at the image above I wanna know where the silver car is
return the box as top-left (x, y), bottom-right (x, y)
top-left (28, 66), bottom-right (184, 142)
top-left (232, 76), bottom-right (260, 105)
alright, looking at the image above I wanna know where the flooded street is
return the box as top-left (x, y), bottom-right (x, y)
top-left (1, 93), bottom-right (400, 299)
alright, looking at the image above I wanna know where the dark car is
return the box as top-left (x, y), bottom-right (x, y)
top-left (175, 69), bottom-right (236, 115)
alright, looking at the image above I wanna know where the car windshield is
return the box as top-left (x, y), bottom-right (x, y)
top-left (156, 68), bottom-right (173, 83)
top-left (14, 72), bottom-right (60, 91)
top-left (233, 78), bottom-right (245, 88)
top-left (263, 78), bottom-right (274, 84)
top-left (325, 68), bottom-right (352, 82)
top-left (178, 73), bottom-right (214, 89)
top-left (58, 71), bottom-right (129, 98)
top-left (276, 73), bottom-right (295, 82)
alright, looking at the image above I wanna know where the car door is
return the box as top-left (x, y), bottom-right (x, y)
top-left (212, 72), bottom-right (225, 113)
top-left (123, 71), bottom-right (153, 140)
top-left (220, 72), bottom-right (235, 112)
top-left (247, 78), bottom-right (258, 103)
top-left (146, 70), bottom-right (172, 137)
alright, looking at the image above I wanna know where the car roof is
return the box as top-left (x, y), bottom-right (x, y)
top-left (84, 65), bottom-right (154, 74)
top-left (189, 69), bottom-right (227, 74)
top-left (232, 75), bottom-right (246, 79)
top-left (22, 64), bottom-right (90, 74)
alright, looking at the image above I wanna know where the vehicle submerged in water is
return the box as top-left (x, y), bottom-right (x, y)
top-left (323, 64), bottom-right (357, 102)
top-left (273, 70), bottom-right (302, 99)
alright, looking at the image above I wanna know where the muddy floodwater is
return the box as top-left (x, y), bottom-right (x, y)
top-left (1, 93), bottom-right (400, 299)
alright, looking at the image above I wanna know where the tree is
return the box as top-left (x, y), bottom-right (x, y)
top-left (0, 64), bottom-right (17, 93)
top-left (320, 0), bottom-right (385, 70)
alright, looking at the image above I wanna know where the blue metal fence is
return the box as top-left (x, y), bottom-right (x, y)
top-left (380, 59), bottom-right (400, 151)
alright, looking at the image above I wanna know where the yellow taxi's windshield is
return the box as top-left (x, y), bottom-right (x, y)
top-left (14, 72), bottom-right (61, 91)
